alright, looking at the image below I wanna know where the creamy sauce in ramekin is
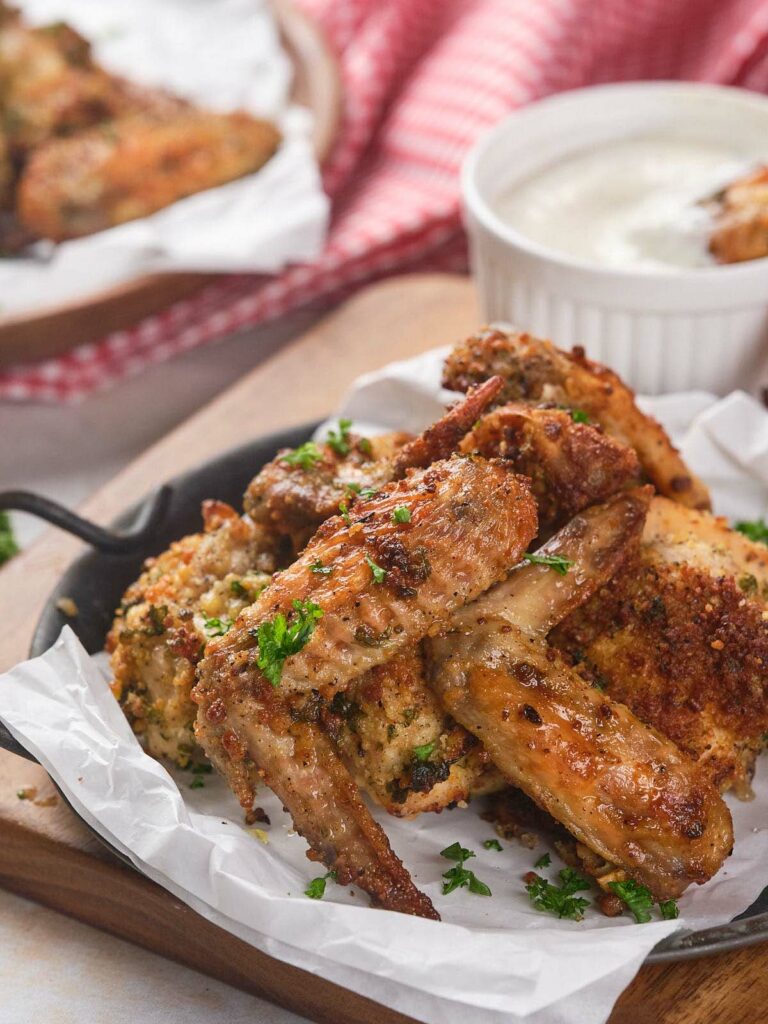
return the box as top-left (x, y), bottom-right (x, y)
top-left (494, 137), bottom-right (753, 271)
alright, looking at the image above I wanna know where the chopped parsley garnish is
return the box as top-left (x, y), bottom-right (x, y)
top-left (412, 741), bottom-right (436, 762)
top-left (735, 518), bottom-right (768, 545)
top-left (0, 511), bottom-right (19, 565)
top-left (281, 441), bottom-right (323, 470)
top-left (523, 552), bottom-right (573, 576)
top-left (310, 559), bottom-right (333, 576)
top-left (230, 579), bottom-right (249, 598)
top-left (359, 487), bottom-right (378, 499)
top-left (659, 899), bottom-right (679, 920)
top-left (305, 870), bottom-right (336, 900)
top-left (608, 879), bottom-right (654, 923)
top-left (440, 843), bottom-right (492, 897)
top-left (571, 409), bottom-right (590, 424)
top-left (358, 437), bottom-right (373, 456)
top-left (204, 617), bottom-right (233, 637)
top-left (255, 599), bottom-right (324, 687)
top-left (483, 839), bottom-right (503, 852)
top-left (189, 776), bottom-right (205, 790)
top-left (339, 501), bottom-right (351, 525)
top-left (392, 506), bottom-right (411, 524)
top-left (326, 418), bottom-right (353, 456)
top-left (534, 852), bottom-right (551, 869)
top-left (191, 763), bottom-right (213, 774)
top-left (365, 555), bottom-right (387, 584)
top-left (525, 867), bottom-right (591, 920)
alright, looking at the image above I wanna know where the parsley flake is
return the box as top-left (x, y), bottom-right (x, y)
top-left (523, 552), bottom-right (573, 576)
top-left (0, 511), bottom-right (19, 566)
top-left (571, 409), bottom-right (590, 424)
top-left (281, 442), bottom-right (322, 470)
top-left (735, 519), bottom-right (768, 545)
top-left (365, 555), bottom-right (387, 584)
top-left (230, 579), bottom-right (249, 598)
top-left (608, 879), bottom-right (654, 923)
top-left (339, 501), bottom-right (351, 525)
top-left (525, 867), bottom-right (591, 920)
top-left (440, 843), bottom-right (491, 897)
top-left (412, 741), bottom-right (436, 762)
top-left (204, 617), bottom-right (233, 637)
top-left (305, 870), bottom-right (336, 900)
top-left (483, 839), bottom-right (503, 852)
top-left (310, 560), bottom-right (333, 576)
top-left (392, 506), bottom-right (411, 524)
top-left (255, 599), bottom-right (324, 687)
top-left (326, 419), bottom-right (353, 456)
top-left (189, 776), bottom-right (205, 790)
top-left (659, 899), bottom-right (679, 920)
top-left (534, 852), bottom-right (551, 869)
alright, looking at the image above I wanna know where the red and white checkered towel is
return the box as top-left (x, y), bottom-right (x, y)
top-left (4, 0), bottom-right (768, 402)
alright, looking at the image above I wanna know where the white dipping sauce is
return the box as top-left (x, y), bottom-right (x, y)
top-left (494, 137), bottom-right (752, 271)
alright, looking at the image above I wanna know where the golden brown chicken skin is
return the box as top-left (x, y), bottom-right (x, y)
top-left (428, 491), bottom-right (734, 900)
top-left (443, 328), bottom-right (711, 511)
top-left (552, 497), bottom-right (768, 796)
top-left (193, 457), bottom-right (537, 915)
top-left (17, 107), bottom-right (281, 241)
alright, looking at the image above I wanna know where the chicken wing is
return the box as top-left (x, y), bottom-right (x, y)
top-left (17, 106), bottom-right (281, 241)
top-left (193, 457), bottom-right (537, 914)
top-left (443, 327), bottom-right (711, 510)
top-left (708, 165), bottom-right (768, 264)
top-left (460, 403), bottom-right (640, 538)
top-left (108, 500), bottom-right (278, 766)
top-left (552, 496), bottom-right (768, 796)
top-left (427, 490), bottom-right (734, 900)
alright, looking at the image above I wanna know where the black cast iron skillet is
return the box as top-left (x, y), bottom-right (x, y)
top-left (1, 421), bottom-right (767, 963)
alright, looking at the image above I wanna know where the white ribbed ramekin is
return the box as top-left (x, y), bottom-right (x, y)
top-left (462, 82), bottom-right (768, 395)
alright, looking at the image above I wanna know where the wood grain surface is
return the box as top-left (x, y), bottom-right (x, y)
top-left (0, 0), bottom-right (341, 367)
top-left (0, 272), bottom-right (765, 1024)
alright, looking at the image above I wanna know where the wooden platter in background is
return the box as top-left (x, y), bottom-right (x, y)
top-left (0, 0), bottom-right (341, 368)
top-left (0, 274), bottom-right (767, 1024)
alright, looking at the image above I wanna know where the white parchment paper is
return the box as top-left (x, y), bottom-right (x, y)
top-left (3, 348), bottom-right (768, 1024)
top-left (0, 0), bottom-right (329, 315)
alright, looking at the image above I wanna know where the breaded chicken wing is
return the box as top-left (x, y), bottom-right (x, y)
top-left (17, 107), bottom-right (281, 241)
top-left (552, 497), bottom-right (768, 796)
top-left (108, 500), bottom-right (278, 766)
top-left (443, 328), bottom-right (711, 511)
top-left (427, 491), bottom-right (734, 900)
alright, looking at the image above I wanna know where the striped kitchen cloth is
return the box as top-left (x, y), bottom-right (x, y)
top-left (3, 0), bottom-right (768, 401)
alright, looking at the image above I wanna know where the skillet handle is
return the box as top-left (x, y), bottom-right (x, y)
top-left (0, 486), bottom-right (172, 554)
top-left (0, 720), bottom-right (36, 763)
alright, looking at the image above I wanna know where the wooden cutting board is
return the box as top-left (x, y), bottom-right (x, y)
top-left (0, 273), bottom-right (766, 1024)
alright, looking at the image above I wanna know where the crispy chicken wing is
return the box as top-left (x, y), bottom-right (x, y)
top-left (443, 328), bottom-right (711, 510)
top-left (460, 403), bottom-right (640, 538)
top-left (108, 500), bottom-right (277, 766)
top-left (17, 107), bottom-right (281, 241)
top-left (552, 497), bottom-right (768, 796)
top-left (243, 431), bottom-right (412, 555)
top-left (193, 457), bottom-right (537, 914)
top-left (427, 491), bottom-right (734, 899)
